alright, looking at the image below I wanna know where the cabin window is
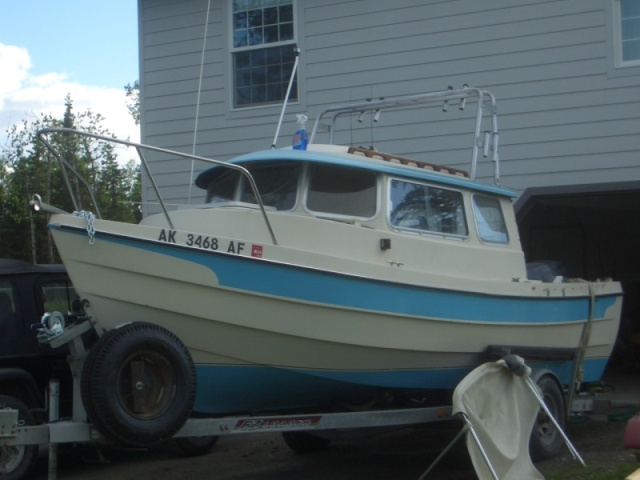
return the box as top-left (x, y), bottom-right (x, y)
top-left (205, 163), bottom-right (300, 211)
top-left (472, 195), bottom-right (509, 244)
top-left (389, 179), bottom-right (468, 236)
top-left (205, 170), bottom-right (241, 204)
top-left (615, 0), bottom-right (640, 66)
top-left (240, 163), bottom-right (300, 210)
top-left (306, 165), bottom-right (377, 218)
top-left (230, 0), bottom-right (297, 108)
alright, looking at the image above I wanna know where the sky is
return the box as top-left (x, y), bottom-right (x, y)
top-left (0, 1), bottom-right (140, 155)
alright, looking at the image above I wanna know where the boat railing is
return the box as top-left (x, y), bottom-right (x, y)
top-left (308, 86), bottom-right (500, 184)
top-left (35, 128), bottom-right (278, 245)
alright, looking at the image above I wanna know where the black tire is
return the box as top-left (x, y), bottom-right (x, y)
top-left (81, 322), bottom-right (196, 447)
top-left (529, 375), bottom-right (566, 462)
top-left (0, 395), bottom-right (39, 480)
top-left (166, 435), bottom-right (219, 457)
top-left (282, 431), bottom-right (331, 453)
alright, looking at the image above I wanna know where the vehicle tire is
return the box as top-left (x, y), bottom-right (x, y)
top-left (529, 375), bottom-right (566, 462)
top-left (282, 431), bottom-right (331, 453)
top-left (81, 322), bottom-right (196, 447)
top-left (165, 435), bottom-right (219, 457)
top-left (0, 395), bottom-right (39, 480)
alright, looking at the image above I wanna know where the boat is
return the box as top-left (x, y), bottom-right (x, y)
top-left (34, 87), bottom-right (622, 422)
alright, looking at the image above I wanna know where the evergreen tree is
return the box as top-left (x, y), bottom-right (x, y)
top-left (0, 96), bottom-right (141, 263)
top-left (124, 81), bottom-right (140, 126)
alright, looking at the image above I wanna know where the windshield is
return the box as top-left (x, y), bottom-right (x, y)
top-left (205, 162), bottom-right (300, 211)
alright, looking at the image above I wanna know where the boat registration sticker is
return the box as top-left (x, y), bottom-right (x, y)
top-left (234, 416), bottom-right (321, 432)
top-left (251, 245), bottom-right (263, 258)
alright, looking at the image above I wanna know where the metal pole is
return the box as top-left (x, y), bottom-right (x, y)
top-left (525, 377), bottom-right (586, 466)
top-left (418, 413), bottom-right (499, 480)
top-left (271, 47), bottom-right (300, 149)
top-left (48, 380), bottom-right (60, 480)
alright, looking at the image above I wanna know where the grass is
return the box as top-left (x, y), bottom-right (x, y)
top-left (546, 463), bottom-right (639, 480)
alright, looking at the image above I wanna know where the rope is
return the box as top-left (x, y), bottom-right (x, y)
top-left (188, 0), bottom-right (212, 205)
top-left (74, 211), bottom-right (96, 245)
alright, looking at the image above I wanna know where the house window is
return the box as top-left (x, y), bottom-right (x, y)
top-left (617, 0), bottom-right (640, 66)
top-left (231, 0), bottom-right (297, 108)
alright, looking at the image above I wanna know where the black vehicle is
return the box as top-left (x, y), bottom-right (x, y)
top-left (1, 259), bottom-right (216, 479)
top-left (0, 259), bottom-right (78, 479)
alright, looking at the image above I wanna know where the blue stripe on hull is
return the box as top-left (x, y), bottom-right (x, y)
top-left (193, 358), bottom-right (610, 415)
top-left (55, 225), bottom-right (618, 325)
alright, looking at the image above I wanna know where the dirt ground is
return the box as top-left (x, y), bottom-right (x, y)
top-left (25, 367), bottom-right (639, 479)
top-left (27, 413), bottom-right (638, 480)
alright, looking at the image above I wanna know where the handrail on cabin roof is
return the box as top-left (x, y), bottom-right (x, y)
top-left (308, 86), bottom-right (500, 184)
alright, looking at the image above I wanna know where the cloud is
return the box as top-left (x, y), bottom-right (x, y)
top-left (0, 43), bottom-right (139, 159)
top-left (0, 44), bottom-right (31, 107)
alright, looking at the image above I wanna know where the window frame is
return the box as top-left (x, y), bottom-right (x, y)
top-left (204, 161), bottom-right (301, 212)
top-left (471, 194), bottom-right (510, 245)
top-left (303, 164), bottom-right (380, 220)
top-left (41, 279), bottom-right (78, 317)
top-left (0, 280), bottom-right (18, 318)
top-left (614, 0), bottom-right (640, 68)
top-left (229, 0), bottom-right (299, 110)
top-left (387, 177), bottom-right (469, 239)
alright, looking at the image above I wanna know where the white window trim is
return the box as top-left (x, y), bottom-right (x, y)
top-left (386, 177), bottom-right (469, 240)
top-left (228, 0), bottom-right (299, 110)
top-left (614, 0), bottom-right (640, 68)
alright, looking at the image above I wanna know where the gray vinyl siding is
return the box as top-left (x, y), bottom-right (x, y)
top-left (138, 0), bottom-right (640, 215)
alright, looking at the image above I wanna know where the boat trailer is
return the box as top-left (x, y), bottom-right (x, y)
top-left (1, 314), bottom-right (596, 480)
top-left (0, 317), bottom-right (455, 480)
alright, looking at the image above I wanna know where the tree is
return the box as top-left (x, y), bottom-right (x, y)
top-left (0, 96), bottom-right (141, 263)
top-left (125, 81), bottom-right (140, 125)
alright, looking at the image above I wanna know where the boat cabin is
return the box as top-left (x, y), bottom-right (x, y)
top-left (188, 142), bottom-right (527, 284)
top-left (196, 144), bottom-right (513, 243)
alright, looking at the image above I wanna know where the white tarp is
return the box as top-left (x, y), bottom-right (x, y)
top-left (452, 361), bottom-right (544, 480)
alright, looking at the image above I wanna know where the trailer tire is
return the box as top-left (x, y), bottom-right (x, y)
top-left (0, 395), bottom-right (38, 480)
top-left (529, 375), bottom-right (565, 461)
top-left (81, 322), bottom-right (196, 447)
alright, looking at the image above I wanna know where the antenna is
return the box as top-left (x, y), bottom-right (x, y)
top-left (271, 46), bottom-right (301, 149)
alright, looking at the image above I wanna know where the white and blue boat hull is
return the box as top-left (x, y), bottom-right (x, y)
top-left (49, 215), bottom-right (622, 415)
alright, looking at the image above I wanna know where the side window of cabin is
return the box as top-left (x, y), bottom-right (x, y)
top-left (206, 170), bottom-right (241, 204)
top-left (241, 163), bottom-right (301, 210)
top-left (472, 195), bottom-right (509, 244)
top-left (389, 179), bottom-right (468, 236)
top-left (306, 165), bottom-right (377, 218)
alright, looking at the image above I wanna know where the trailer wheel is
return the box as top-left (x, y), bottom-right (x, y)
top-left (0, 395), bottom-right (38, 480)
top-left (282, 431), bottom-right (331, 453)
top-left (81, 322), bottom-right (196, 447)
top-left (529, 375), bottom-right (565, 461)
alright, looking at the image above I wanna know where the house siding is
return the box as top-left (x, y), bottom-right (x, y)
top-left (138, 0), bottom-right (640, 214)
